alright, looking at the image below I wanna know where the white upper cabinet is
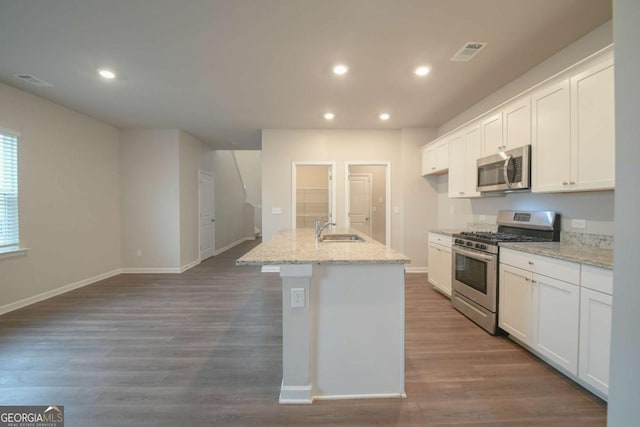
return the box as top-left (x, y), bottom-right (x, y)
top-left (533, 53), bottom-right (615, 193)
top-left (503, 96), bottom-right (531, 151)
top-left (421, 47), bottom-right (614, 196)
top-left (421, 140), bottom-right (449, 176)
top-left (447, 133), bottom-right (466, 197)
top-left (570, 57), bottom-right (615, 191)
top-left (448, 124), bottom-right (482, 198)
top-left (532, 79), bottom-right (572, 192)
top-left (481, 112), bottom-right (503, 155)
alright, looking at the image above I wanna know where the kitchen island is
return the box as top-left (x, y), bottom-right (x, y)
top-left (237, 229), bottom-right (410, 404)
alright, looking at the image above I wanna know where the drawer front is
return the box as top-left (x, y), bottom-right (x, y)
top-left (500, 248), bottom-right (580, 284)
top-left (428, 232), bottom-right (452, 247)
top-left (581, 264), bottom-right (613, 295)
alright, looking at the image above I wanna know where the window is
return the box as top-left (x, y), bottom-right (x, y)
top-left (0, 131), bottom-right (18, 248)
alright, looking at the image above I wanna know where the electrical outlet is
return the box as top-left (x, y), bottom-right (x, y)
top-left (272, 207), bottom-right (282, 215)
top-left (572, 219), bottom-right (586, 229)
top-left (136, 249), bottom-right (142, 257)
top-left (479, 215), bottom-right (486, 221)
top-left (291, 288), bottom-right (305, 308)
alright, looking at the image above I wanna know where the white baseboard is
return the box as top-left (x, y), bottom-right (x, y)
top-left (405, 266), bottom-right (429, 273)
top-left (261, 266), bottom-right (280, 273)
top-left (279, 381), bottom-right (313, 404)
top-left (0, 268), bottom-right (122, 316)
top-left (180, 259), bottom-right (200, 273)
top-left (314, 392), bottom-right (406, 401)
top-left (121, 267), bottom-right (182, 274)
top-left (213, 237), bottom-right (252, 256)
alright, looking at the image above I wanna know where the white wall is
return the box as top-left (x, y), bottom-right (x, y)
top-left (233, 150), bottom-right (261, 206)
top-left (212, 150), bottom-right (249, 250)
top-left (609, 0), bottom-right (640, 424)
top-left (0, 82), bottom-right (120, 310)
top-left (179, 131), bottom-right (214, 267)
top-left (120, 129), bottom-right (181, 269)
top-left (436, 176), bottom-right (614, 235)
top-left (434, 22), bottom-right (615, 236)
top-left (401, 128), bottom-right (439, 270)
top-left (261, 128), bottom-right (437, 268)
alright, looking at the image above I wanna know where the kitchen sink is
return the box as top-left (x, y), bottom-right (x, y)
top-left (320, 233), bottom-right (365, 242)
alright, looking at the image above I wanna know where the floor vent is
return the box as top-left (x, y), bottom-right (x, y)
top-left (13, 74), bottom-right (53, 87)
top-left (451, 42), bottom-right (488, 61)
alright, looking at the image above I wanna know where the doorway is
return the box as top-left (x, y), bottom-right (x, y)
top-left (291, 162), bottom-right (336, 229)
top-left (199, 171), bottom-right (215, 260)
top-left (345, 162), bottom-right (390, 245)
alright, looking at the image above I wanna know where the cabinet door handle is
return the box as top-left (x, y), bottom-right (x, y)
top-left (459, 192), bottom-right (465, 195)
top-left (570, 181), bottom-right (575, 185)
top-left (528, 261), bottom-right (534, 265)
top-left (432, 166), bottom-right (436, 170)
top-left (562, 182), bottom-right (568, 185)
top-left (525, 277), bottom-right (530, 282)
top-left (531, 279), bottom-right (537, 284)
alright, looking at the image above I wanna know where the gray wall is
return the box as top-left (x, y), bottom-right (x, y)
top-left (609, 0), bottom-right (640, 424)
top-left (120, 129), bottom-right (181, 269)
top-left (0, 82), bottom-right (121, 310)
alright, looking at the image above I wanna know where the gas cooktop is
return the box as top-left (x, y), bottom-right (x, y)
top-left (455, 231), bottom-right (553, 244)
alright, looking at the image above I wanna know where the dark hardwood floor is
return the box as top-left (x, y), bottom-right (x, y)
top-left (0, 240), bottom-right (606, 426)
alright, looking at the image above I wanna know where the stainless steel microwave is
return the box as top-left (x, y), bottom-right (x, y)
top-left (476, 145), bottom-right (531, 193)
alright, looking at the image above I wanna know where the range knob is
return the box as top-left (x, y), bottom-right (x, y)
top-left (466, 241), bottom-right (474, 247)
top-left (475, 243), bottom-right (487, 250)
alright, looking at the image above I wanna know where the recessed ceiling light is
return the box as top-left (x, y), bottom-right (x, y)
top-left (324, 112), bottom-right (335, 120)
top-left (379, 113), bottom-right (390, 121)
top-left (98, 69), bottom-right (116, 79)
top-left (332, 64), bottom-right (349, 75)
top-left (414, 66), bottom-right (431, 77)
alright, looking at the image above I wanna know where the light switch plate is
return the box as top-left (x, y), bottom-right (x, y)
top-left (394, 206), bottom-right (400, 214)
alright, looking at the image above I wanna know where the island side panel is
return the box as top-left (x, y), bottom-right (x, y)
top-left (279, 264), bottom-right (313, 403)
top-left (312, 263), bottom-right (405, 399)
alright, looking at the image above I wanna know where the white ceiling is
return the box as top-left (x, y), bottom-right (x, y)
top-left (0, 0), bottom-right (611, 149)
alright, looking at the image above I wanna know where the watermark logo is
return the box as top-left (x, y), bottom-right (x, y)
top-left (0, 405), bottom-right (64, 427)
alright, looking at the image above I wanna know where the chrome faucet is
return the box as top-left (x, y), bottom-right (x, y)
top-left (315, 218), bottom-right (336, 241)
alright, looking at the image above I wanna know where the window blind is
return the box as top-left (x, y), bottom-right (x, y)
top-left (0, 131), bottom-right (18, 248)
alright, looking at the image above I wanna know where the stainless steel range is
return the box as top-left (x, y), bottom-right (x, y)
top-left (451, 210), bottom-right (560, 334)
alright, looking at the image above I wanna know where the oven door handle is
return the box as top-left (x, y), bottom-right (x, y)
top-left (453, 246), bottom-right (495, 263)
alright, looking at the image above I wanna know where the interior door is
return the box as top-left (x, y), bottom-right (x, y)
top-left (199, 171), bottom-right (215, 260)
top-left (348, 174), bottom-right (372, 236)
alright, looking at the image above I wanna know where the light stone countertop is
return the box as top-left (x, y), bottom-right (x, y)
top-left (429, 229), bottom-right (463, 237)
top-left (500, 242), bottom-right (614, 270)
top-left (236, 228), bottom-right (410, 265)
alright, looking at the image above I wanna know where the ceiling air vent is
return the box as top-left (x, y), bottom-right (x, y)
top-left (12, 74), bottom-right (53, 87)
top-left (450, 42), bottom-right (488, 62)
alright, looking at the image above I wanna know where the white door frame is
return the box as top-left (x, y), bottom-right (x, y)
top-left (198, 170), bottom-right (215, 261)
top-left (347, 173), bottom-right (373, 236)
top-left (291, 161), bottom-right (337, 229)
top-left (345, 161), bottom-right (391, 246)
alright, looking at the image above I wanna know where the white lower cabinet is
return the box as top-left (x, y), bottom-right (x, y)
top-left (498, 264), bottom-right (533, 344)
top-left (579, 287), bottom-right (612, 396)
top-left (428, 233), bottom-right (452, 297)
top-left (532, 273), bottom-right (580, 375)
top-left (499, 248), bottom-right (613, 399)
